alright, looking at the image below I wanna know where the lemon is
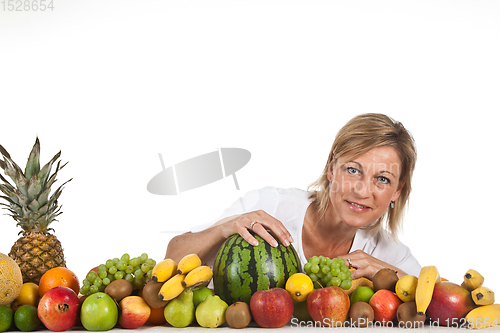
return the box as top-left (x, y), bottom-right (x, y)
top-left (11, 283), bottom-right (39, 311)
top-left (14, 305), bottom-right (41, 332)
top-left (285, 273), bottom-right (314, 302)
top-left (395, 274), bottom-right (418, 302)
top-left (0, 305), bottom-right (14, 332)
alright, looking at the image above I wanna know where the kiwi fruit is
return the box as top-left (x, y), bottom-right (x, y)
top-left (104, 279), bottom-right (133, 303)
top-left (397, 301), bottom-right (425, 328)
top-left (141, 280), bottom-right (169, 309)
top-left (225, 302), bottom-right (252, 329)
top-left (372, 268), bottom-right (399, 292)
top-left (348, 302), bottom-right (374, 328)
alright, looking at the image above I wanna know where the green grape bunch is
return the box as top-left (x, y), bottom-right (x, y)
top-left (80, 253), bottom-right (157, 295)
top-left (303, 256), bottom-right (352, 290)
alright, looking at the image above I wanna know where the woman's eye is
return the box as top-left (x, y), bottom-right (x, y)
top-left (377, 176), bottom-right (390, 184)
top-left (347, 167), bottom-right (359, 175)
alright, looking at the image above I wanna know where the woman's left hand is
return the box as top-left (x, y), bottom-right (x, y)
top-left (337, 250), bottom-right (406, 280)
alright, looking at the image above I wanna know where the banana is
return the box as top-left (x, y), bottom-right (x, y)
top-left (415, 265), bottom-right (441, 315)
top-left (463, 269), bottom-right (484, 291)
top-left (465, 304), bottom-right (500, 329)
top-left (472, 286), bottom-right (495, 306)
top-left (177, 253), bottom-right (202, 275)
top-left (158, 274), bottom-right (185, 301)
top-left (151, 258), bottom-right (178, 283)
top-left (182, 265), bottom-right (213, 288)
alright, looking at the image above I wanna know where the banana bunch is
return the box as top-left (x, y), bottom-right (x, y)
top-left (152, 253), bottom-right (213, 301)
top-left (461, 269), bottom-right (495, 306)
top-left (415, 265), bottom-right (441, 315)
top-left (462, 269), bottom-right (499, 328)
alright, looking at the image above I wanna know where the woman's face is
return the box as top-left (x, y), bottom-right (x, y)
top-left (326, 145), bottom-right (403, 229)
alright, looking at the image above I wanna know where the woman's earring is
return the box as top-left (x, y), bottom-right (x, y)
top-left (390, 201), bottom-right (395, 209)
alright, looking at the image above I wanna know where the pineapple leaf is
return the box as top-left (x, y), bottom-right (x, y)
top-left (0, 170), bottom-right (14, 189)
top-left (25, 138), bottom-right (41, 180)
top-left (40, 206), bottom-right (62, 230)
top-left (0, 144), bottom-right (12, 159)
top-left (28, 199), bottom-right (41, 212)
top-left (0, 145), bottom-right (28, 182)
top-left (29, 211), bottom-right (41, 221)
top-left (47, 179), bottom-right (72, 206)
top-left (0, 184), bottom-right (18, 204)
top-left (37, 187), bottom-right (51, 207)
top-left (43, 160), bottom-right (68, 192)
top-left (21, 205), bottom-right (31, 220)
top-left (1, 206), bottom-right (19, 217)
top-left (38, 203), bottom-right (49, 215)
top-left (0, 194), bottom-right (18, 206)
top-left (9, 205), bottom-right (22, 215)
top-left (38, 150), bottom-right (61, 187)
top-left (0, 146), bottom-right (29, 196)
top-left (27, 172), bottom-right (42, 201)
top-left (4, 161), bottom-right (29, 197)
top-left (13, 188), bottom-right (30, 206)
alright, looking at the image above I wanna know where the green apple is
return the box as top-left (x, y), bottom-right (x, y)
top-left (193, 287), bottom-right (213, 308)
top-left (81, 292), bottom-right (118, 331)
top-left (350, 286), bottom-right (375, 304)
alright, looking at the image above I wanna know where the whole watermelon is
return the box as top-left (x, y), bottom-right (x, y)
top-left (213, 231), bottom-right (301, 305)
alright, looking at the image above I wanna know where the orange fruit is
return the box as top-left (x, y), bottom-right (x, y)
top-left (147, 306), bottom-right (166, 325)
top-left (38, 267), bottom-right (80, 297)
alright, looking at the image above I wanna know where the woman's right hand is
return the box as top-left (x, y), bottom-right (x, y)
top-left (218, 210), bottom-right (294, 248)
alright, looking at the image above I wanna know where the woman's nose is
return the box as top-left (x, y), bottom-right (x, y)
top-left (352, 178), bottom-right (372, 198)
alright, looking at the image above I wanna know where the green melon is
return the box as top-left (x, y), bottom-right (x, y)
top-left (213, 231), bottom-right (301, 305)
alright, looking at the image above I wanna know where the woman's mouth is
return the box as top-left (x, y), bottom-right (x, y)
top-left (346, 201), bottom-right (371, 212)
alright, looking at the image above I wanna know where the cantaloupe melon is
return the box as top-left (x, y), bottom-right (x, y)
top-left (0, 252), bottom-right (23, 305)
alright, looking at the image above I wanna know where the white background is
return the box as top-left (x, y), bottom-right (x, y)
top-left (1, 0), bottom-right (499, 294)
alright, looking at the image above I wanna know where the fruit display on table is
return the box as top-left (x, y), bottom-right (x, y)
top-left (1, 247), bottom-right (500, 331)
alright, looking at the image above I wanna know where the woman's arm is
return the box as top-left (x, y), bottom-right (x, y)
top-left (165, 227), bottom-right (227, 267)
top-left (165, 211), bottom-right (294, 266)
top-left (337, 250), bottom-right (408, 280)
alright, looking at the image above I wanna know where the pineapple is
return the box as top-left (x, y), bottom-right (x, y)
top-left (0, 138), bottom-right (71, 284)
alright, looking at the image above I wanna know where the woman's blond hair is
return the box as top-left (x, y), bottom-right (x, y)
top-left (308, 113), bottom-right (417, 239)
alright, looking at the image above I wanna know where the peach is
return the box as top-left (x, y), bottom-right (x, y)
top-left (118, 296), bottom-right (151, 329)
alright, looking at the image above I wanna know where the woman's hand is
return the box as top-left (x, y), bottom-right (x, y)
top-left (219, 210), bottom-right (294, 248)
top-left (336, 250), bottom-right (406, 280)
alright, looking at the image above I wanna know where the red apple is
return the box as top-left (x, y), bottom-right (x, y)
top-left (369, 289), bottom-right (402, 324)
top-left (426, 282), bottom-right (476, 326)
top-left (307, 286), bottom-right (350, 327)
top-left (37, 286), bottom-right (80, 331)
top-left (250, 288), bottom-right (294, 328)
top-left (118, 296), bottom-right (151, 329)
